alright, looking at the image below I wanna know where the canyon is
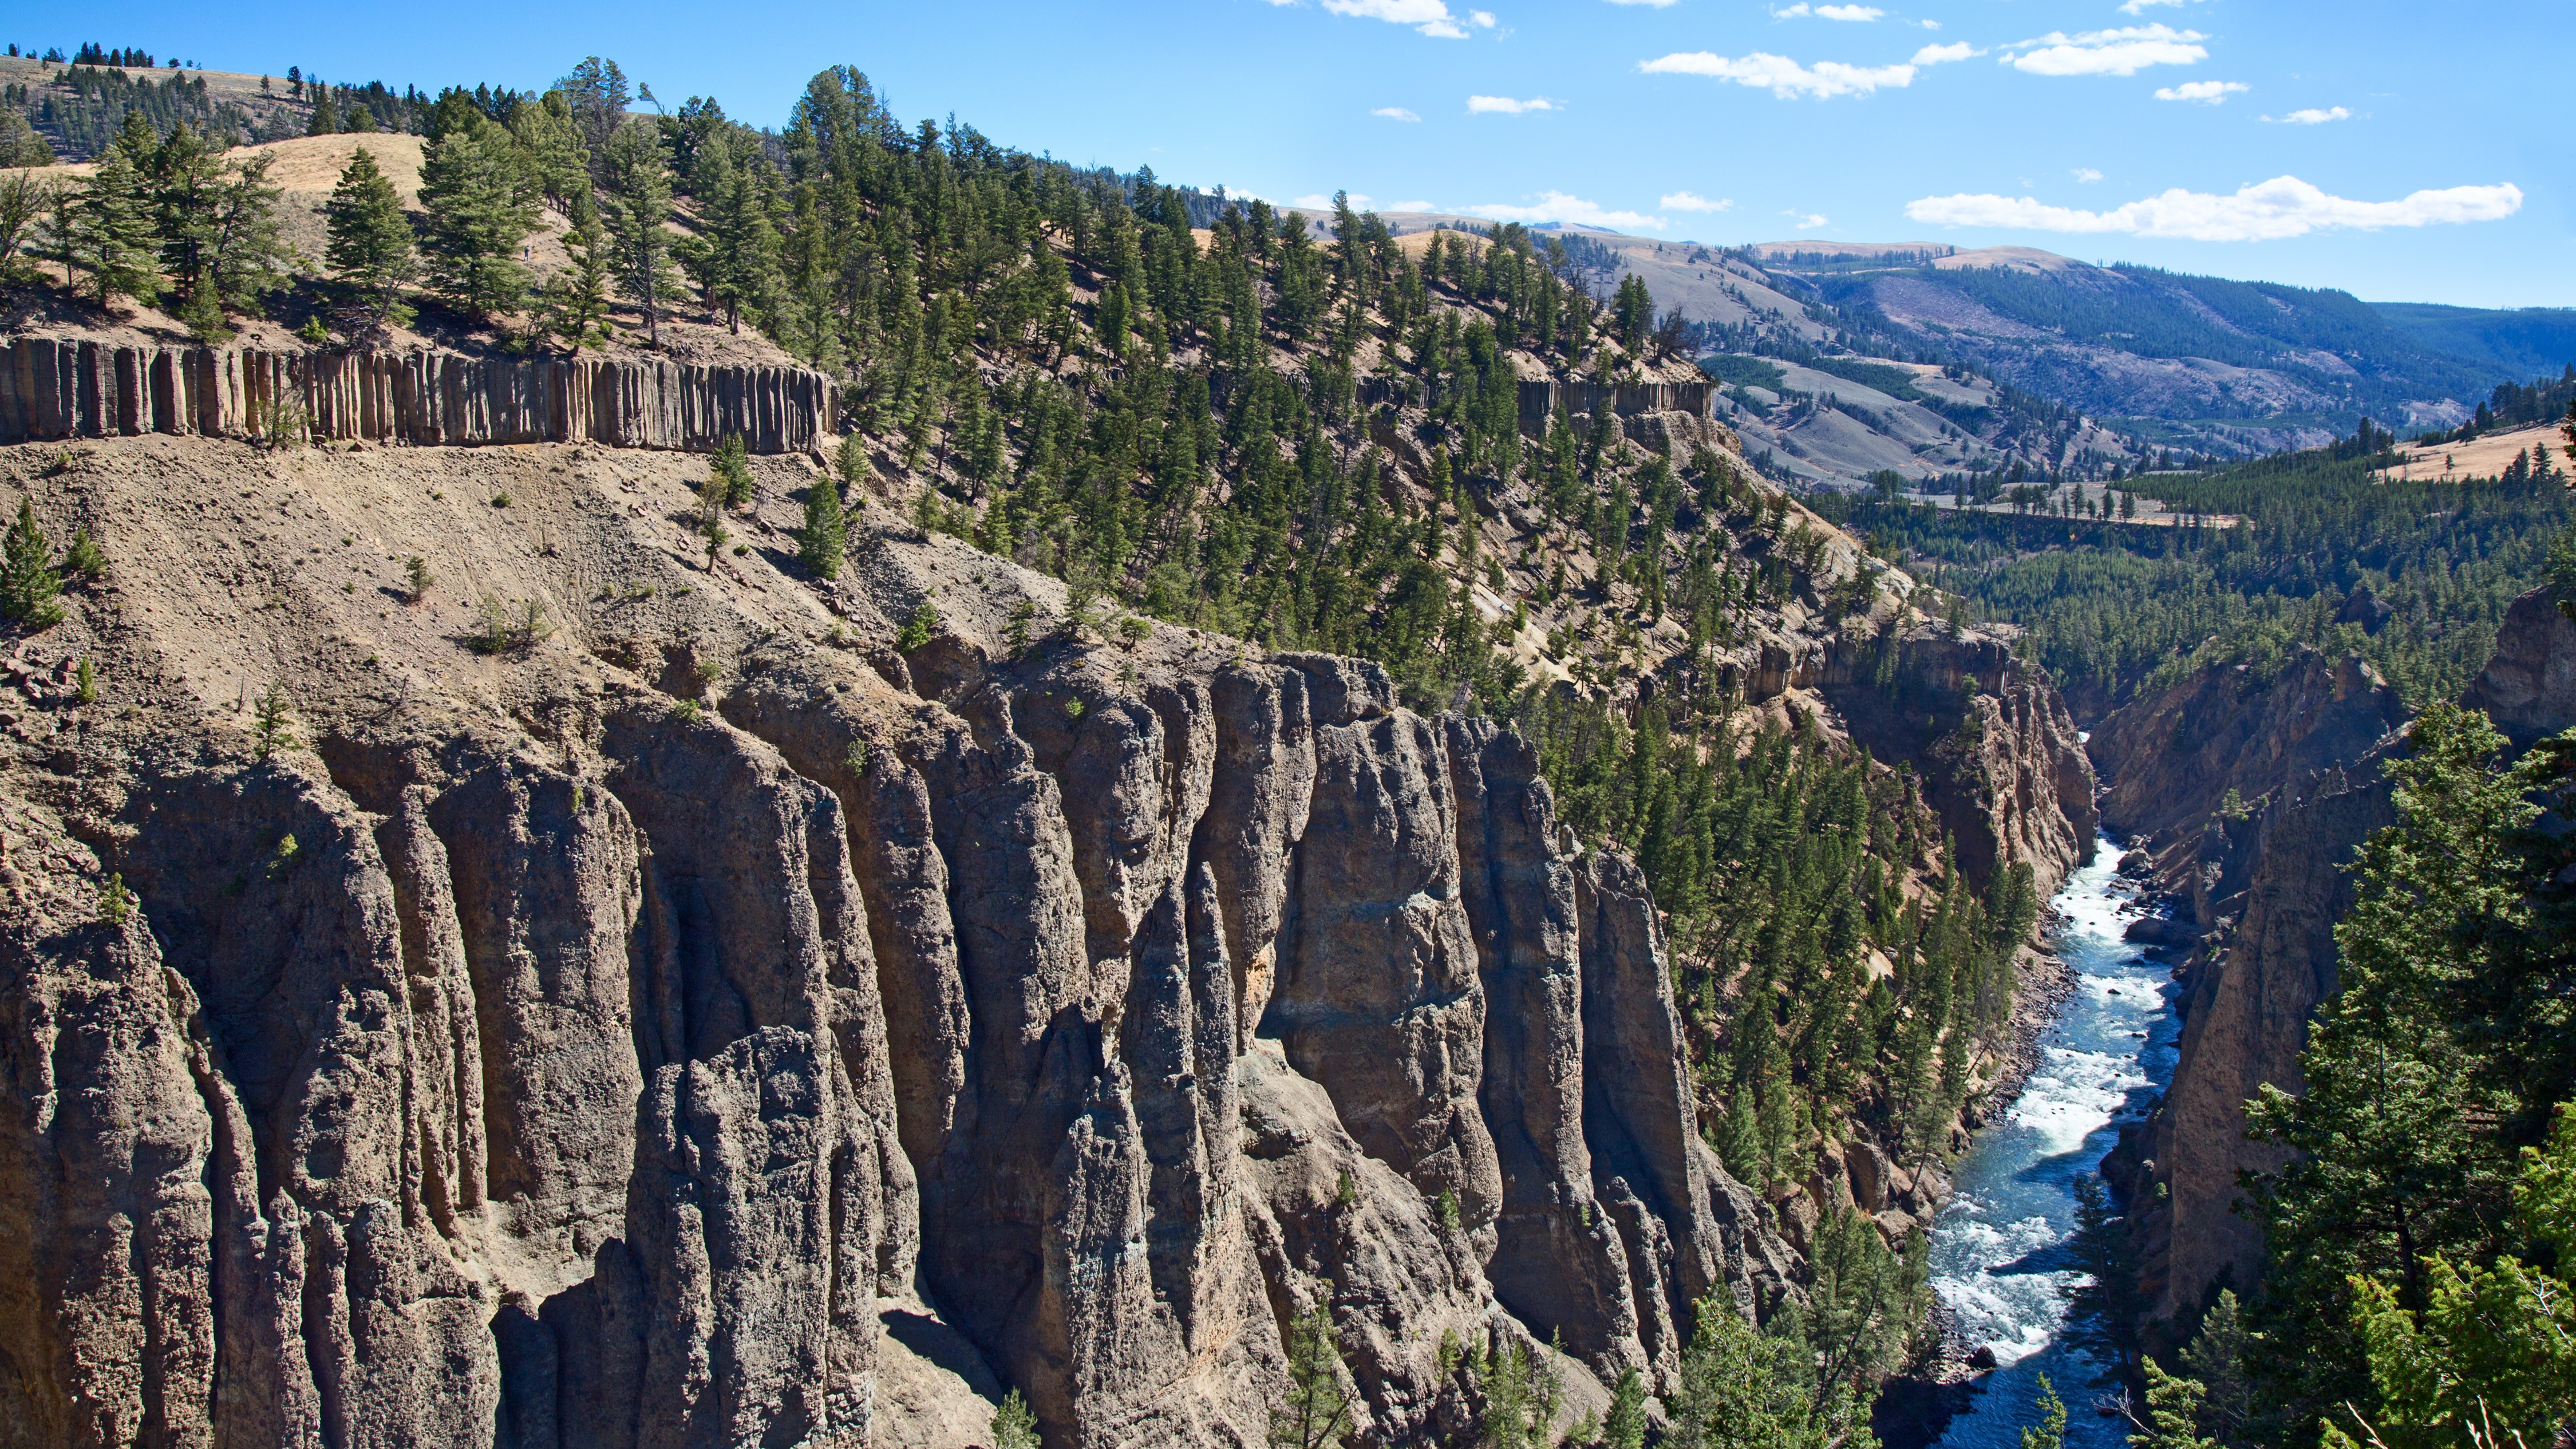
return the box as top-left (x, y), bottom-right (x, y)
top-left (0, 362), bottom-right (2097, 1447)
top-left (2089, 586), bottom-right (2576, 1322)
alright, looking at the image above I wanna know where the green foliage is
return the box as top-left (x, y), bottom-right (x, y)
top-left (2021, 1375), bottom-right (2068, 1449)
top-left (896, 601), bottom-right (938, 652)
top-left (1665, 1297), bottom-right (1839, 1449)
top-left (251, 682), bottom-right (295, 760)
top-left (2060, 1174), bottom-right (2147, 1380)
top-left (710, 433), bottom-right (753, 507)
top-left (1271, 1303), bottom-right (1352, 1449)
top-left (1476, 1333), bottom-right (1564, 1449)
top-left (466, 595), bottom-right (554, 654)
top-left (2321, 1108), bottom-right (2576, 1449)
top-left (72, 655), bottom-right (96, 704)
top-left (1841, 432), bottom-right (2573, 710)
top-left (97, 872), bottom-right (131, 926)
top-left (2244, 703), bottom-right (2576, 1446)
top-left (1, 496), bottom-right (64, 627)
top-left (1601, 1368), bottom-right (1648, 1449)
top-left (799, 475), bottom-right (846, 579)
top-left (325, 146), bottom-right (417, 335)
top-left (62, 526), bottom-right (103, 579)
top-left (418, 113), bottom-right (542, 321)
top-left (404, 556), bottom-right (433, 602)
top-left (69, 141), bottom-right (160, 306)
top-left (989, 1388), bottom-right (1039, 1449)
top-left (600, 120), bottom-right (683, 344)
top-left (538, 187), bottom-right (613, 350)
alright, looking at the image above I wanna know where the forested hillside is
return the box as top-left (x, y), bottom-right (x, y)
top-left (1822, 419), bottom-right (2576, 715)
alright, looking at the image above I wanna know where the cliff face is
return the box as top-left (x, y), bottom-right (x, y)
top-left (0, 426), bottom-right (2098, 1446)
top-left (0, 339), bottom-right (837, 455)
top-left (2096, 594), bottom-right (2576, 1319)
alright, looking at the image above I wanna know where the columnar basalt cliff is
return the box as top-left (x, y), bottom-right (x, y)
top-left (2093, 591), bottom-right (2576, 1320)
top-left (0, 427), bottom-right (2096, 1447)
top-left (0, 338), bottom-right (837, 454)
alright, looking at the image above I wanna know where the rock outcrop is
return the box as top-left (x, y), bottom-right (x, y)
top-left (0, 425), bottom-right (2101, 1447)
top-left (2096, 594), bottom-right (2576, 1320)
top-left (0, 338), bottom-right (837, 454)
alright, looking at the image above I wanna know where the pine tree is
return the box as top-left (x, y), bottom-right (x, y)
top-left (701, 152), bottom-right (779, 335)
top-left (2132, 1360), bottom-right (2219, 1449)
top-left (1, 496), bottom-right (64, 628)
top-left (537, 188), bottom-right (612, 350)
top-left (989, 1389), bottom-right (1038, 1449)
top-left (799, 473), bottom-right (845, 579)
top-left (600, 122), bottom-right (682, 346)
top-left (69, 146), bottom-right (161, 307)
top-left (418, 115), bottom-right (541, 322)
top-left (1271, 1303), bottom-right (1352, 1449)
top-left (710, 433), bottom-right (753, 508)
top-left (2021, 1375), bottom-right (2068, 1449)
top-left (307, 85), bottom-right (338, 135)
top-left (325, 147), bottom-right (417, 336)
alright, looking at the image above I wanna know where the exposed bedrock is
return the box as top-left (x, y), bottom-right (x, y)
top-left (2091, 590), bottom-right (2576, 1321)
top-left (5, 615), bottom-right (1822, 1446)
top-left (1807, 622), bottom-right (2100, 898)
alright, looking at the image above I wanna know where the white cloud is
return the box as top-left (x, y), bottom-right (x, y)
top-left (1466, 191), bottom-right (1667, 230)
top-left (1789, 211), bottom-right (1831, 229)
top-left (1661, 190), bottom-right (1735, 212)
top-left (1912, 41), bottom-right (1979, 64)
top-left (1816, 4), bottom-right (1885, 18)
top-left (2265, 105), bottom-right (2352, 125)
top-left (1918, 17), bottom-right (1941, 27)
top-left (1470, 9), bottom-right (1496, 22)
top-left (2117, 0), bottom-right (2207, 11)
top-left (1639, 49), bottom-right (1919, 97)
top-left (1315, 0), bottom-right (1485, 38)
top-left (1468, 94), bottom-right (1560, 113)
top-left (2072, 167), bottom-right (2104, 183)
top-left (1904, 175), bottom-right (2524, 242)
top-left (1385, 199), bottom-right (1435, 211)
top-left (2155, 80), bottom-right (2247, 103)
top-left (1605, 0), bottom-right (1679, 6)
top-left (1372, 105), bottom-right (1423, 120)
top-left (2001, 23), bottom-right (2207, 77)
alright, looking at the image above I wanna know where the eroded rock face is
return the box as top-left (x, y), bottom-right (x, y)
top-left (2099, 592), bottom-right (2576, 1321)
top-left (2089, 646), bottom-right (2405, 868)
top-left (1817, 622), bottom-right (2100, 899)
top-left (1, 623), bottom-right (1812, 1448)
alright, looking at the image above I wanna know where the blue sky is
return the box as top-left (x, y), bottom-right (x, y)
top-left (23, 0), bottom-right (2567, 307)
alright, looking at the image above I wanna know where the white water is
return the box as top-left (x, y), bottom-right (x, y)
top-left (1921, 836), bottom-right (2182, 1449)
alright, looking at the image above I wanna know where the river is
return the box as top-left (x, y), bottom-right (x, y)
top-left (1913, 834), bottom-right (2183, 1449)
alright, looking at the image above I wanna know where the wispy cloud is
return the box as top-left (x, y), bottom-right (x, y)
top-left (1775, 2), bottom-right (1885, 17)
top-left (1603, 0), bottom-right (1678, 7)
top-left (1661, 190), bottom-right (1735, 212)
top-left (1788, 211), bottom-right (1831, 230)
top-left (1372, 105), bottom-right (1423, 121)
top-left (2264, 105), bottom-right (2352, 125)
top-left (1905, 176), bottom-right (2524, 242)
top-left (2117, 0), bottom-right (2208, 12)
top-left (1305, 0), bottom-right (1492, 39)
top-left (2155, 80), bottom-right (2247, 103)
top-left (2001, 23), bottom-right (2206, 76)
top-left (1467, 191), bottom-right (1666, 230)
top-left (1468, 94), bottom-right (1560, 113)
top-left (2072, 167), bottom-right (2104, 183)
top-left (1913, 41), bottom-right (1980, 64)
top-left (1639, 49), bottom-right (1923, 98)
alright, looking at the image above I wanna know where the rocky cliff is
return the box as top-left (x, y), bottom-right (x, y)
top-left (0, 410), bottom-right (2097, 1446)
top-left (2094, 591), bottom-right (2576, 1320)
top-left (0, 339), bottom-right (837, 455)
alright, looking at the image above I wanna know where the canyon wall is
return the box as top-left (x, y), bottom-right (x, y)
top-left (0, 427), bottom-right (2101, 1447)
top-left (0, 338), bottom-right (836, 454)
top-left (2096, 590), bottom-right (2576, 1319)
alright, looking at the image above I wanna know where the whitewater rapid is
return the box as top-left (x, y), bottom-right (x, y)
top-left (1921, 836), bottom-right (2183, 1449)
